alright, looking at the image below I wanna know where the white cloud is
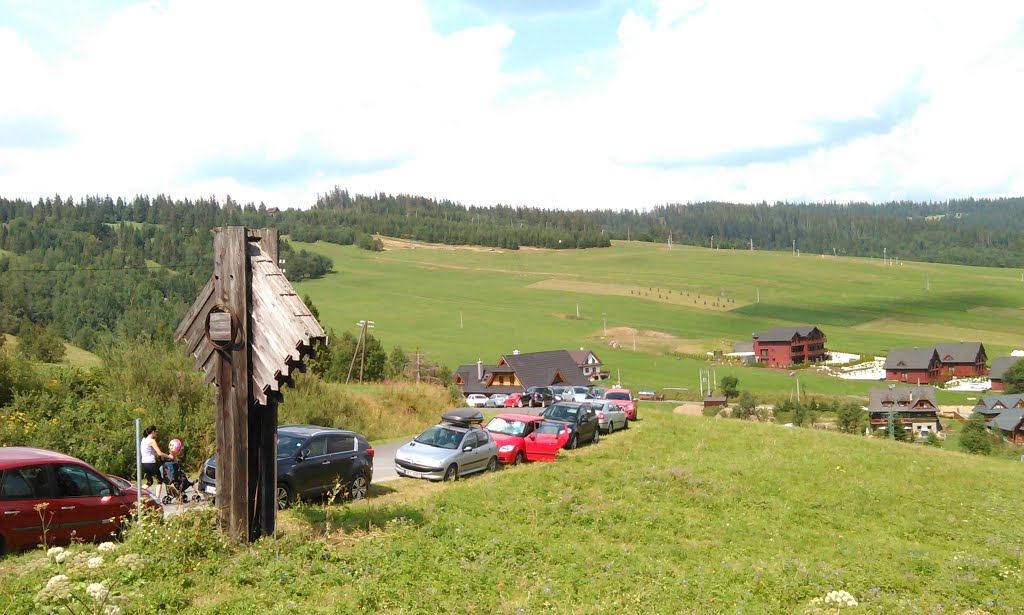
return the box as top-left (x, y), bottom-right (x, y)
top-left (0, 0), bottom-right (1022, 209)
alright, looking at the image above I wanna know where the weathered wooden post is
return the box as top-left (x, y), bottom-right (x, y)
top-left (175, 227), bottom-right (325, 542)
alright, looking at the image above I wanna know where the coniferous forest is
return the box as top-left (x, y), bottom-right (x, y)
top-left (1, 189), bottom-right (1024, 352)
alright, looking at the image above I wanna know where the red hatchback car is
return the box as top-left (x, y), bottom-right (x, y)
top-left (485, 413), bottom-right (570, 464)
top-left (603, 388), bottom-right (638, 420)
top-left (503, 393), bottom-right (524, 408)
top-left (0, 447), bottom-right (159, 555)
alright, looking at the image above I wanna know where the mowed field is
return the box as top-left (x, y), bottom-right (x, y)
top-left (292, 239), bottom-right (1024, 402)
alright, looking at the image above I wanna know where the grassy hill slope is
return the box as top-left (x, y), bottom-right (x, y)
top-left (2, 333), bottom-right (103, 369)
top-left (292, 239), bottom-right (1024, 401)
top-left (4, 409), bottom-right (1019, 612)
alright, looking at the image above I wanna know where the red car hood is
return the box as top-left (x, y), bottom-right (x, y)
top-left (608, 399), bottom-right (634, 408)
top-left (490, 433), bottom-right (524, 448)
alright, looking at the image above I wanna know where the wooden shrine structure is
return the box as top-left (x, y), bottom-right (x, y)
top-left (175, 227), bottom-right (326, 541)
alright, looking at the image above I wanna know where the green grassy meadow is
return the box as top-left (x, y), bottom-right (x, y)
top-left (292, 240), bottom-right (1024, 402)
top-left (2, 333), bottom-right (103, 369)
top-left (3, 408), bottom-right (1021, 613)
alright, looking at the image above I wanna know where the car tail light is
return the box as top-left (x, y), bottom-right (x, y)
top-left (366, 447), bottom-right (375, 458)
top-left (597, 412), bottom-right (605, 419)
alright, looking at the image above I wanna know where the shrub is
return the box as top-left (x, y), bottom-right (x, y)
top-left (17, 320), bottom-right (66, 363)
top-left (720, 375), bottom-right (739, 399)
top-left (959, 412), bottom-right (992, 455)
top-left (836, 402), bottom-right (866, 434)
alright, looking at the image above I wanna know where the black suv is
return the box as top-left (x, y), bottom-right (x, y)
top-left (199, 425), bottom-right (374, 508)
top-left (523, 386), bottom-right (554, 408)
top-left (541, 402), bottom-right (600, 449)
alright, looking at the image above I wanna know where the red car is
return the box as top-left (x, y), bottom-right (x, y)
top-left (485, 413), bottom-right (570, 464)
top-left (603, 388), bottom-right (638, 420)
top-left (503, 393), bottom-right (524, 408)
top-left (0, 447), bottom-right (161, 555)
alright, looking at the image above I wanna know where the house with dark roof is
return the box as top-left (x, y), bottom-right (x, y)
top-left (867, 385), bottom-right (941, 437)
top-left (751, 325), bottom-right (827, 367)
top-left (971, 394), bottom-right (1024, 421)
top-left (933, 342), bottom-right (987, 379)
top-left (567, 348), bottom-right (607, 381)
top-left (453, 350), bottom-right (592, 396)
top-left (884, 348), bottom-right (941, 384)
top-left (988, 408), bottom-right (1024, 444)
top-left (987, 356), bottom-right (1020, 391)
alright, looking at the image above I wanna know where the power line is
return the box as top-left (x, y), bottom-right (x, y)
top-left (1, 263), bottom-right (204, 273)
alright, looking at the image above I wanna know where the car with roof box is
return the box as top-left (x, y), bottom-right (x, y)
top-left (394, 408), bottom-right (499, 481)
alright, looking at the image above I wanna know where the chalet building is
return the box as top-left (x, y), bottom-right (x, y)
top-left (933, 342), bottom-right (987, 379)
top-left (987, 356), bottom-right (1019, 391)
top-left (751, 326), bottom-right (827, 367)
top-left (453, 350), bottom-right (591, 396)
top-left (885, 343), bottom-right (987, 383)
top-left (988, 409), bottom-right (1024, 444)
top-left (567, 348), bottom-right (608, 381)
top-left (884, 348), bottom-right (941, 384)
top-left (971, 394), bottom-right (1024, 421)
top-left (867, 385), bottom-right (941, 437)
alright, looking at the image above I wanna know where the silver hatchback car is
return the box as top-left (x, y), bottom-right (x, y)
top-left (394, 409), bottom-right (499, 481)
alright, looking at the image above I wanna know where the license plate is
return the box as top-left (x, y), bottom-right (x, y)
top-left (403, 469), bottom-right (422, 478)
top-left (205, 485), bottom-right (216, 495)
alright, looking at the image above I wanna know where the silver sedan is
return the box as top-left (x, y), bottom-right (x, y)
top-left (394, 424), bottom-right (499, 481)
top-left (592, 401), bottom-right (628, 433)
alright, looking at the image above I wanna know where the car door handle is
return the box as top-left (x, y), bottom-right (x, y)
top-left (61, 506), bottom-right (76, 510)
top-left (321, 461), bottom-right (331, 465)
top-left (3, 511), bottom-right (18, 516)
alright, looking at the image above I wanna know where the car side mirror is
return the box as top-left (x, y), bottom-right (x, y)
top-left (296, 451), bottom-right (307, 462)
top-left (463, 446), bottom-right (473, 453)
top-left (529, 433), bottom-right (536, 440)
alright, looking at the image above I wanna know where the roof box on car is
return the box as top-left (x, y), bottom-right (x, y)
top-left (441, 408), bottom-right (484, 426)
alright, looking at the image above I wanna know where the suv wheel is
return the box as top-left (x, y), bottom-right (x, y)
top-left (349, 471), bottom-right (370, 501)
top-left (593, 429), bottom-right (600, 444)
top-left (568, 434), bottom-right (579, 450)
top-left (487, 457), bottom-right (498, 472)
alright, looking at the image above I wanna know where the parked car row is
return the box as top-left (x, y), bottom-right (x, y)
top-left (464, 385), bottom-right (623, 410)
top-left (397, 392), bottom-right (639, 482)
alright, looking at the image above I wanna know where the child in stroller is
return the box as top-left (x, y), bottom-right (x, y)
top-left (160, 438), bottom-right (204, 505)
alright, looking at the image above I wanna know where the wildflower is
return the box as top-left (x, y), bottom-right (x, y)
top-left (115, 553), bottom-right (143, 570)
top-left (46, 546), bottom-right (65, 559)
top-left (87, 555), bottom-right (104, 569)
top-left (824, 590), bottom-right (858, 608)
top-left (54, 551), bottom-right (70, 565)
top-left (97, 542), bottom-right (117, 553)
top-left (86, 583), bottom-right (110, 603)
top-left (36, 574), bottom-right (72, 602)
top-left (104, 605), bottom-right (123, 615)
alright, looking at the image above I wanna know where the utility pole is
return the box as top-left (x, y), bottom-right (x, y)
top-left (749, 238), bottom-right (753, 251)
top-left (602, 312), bottom-right (607, 337)
top-left (883, 247), bottom-right (886, 264)
top-left (792, 239), bottom-right (796, 255)
top-left (667, 232), bottom-right (672, 250)
top-left (796, 378), bottom-right (801, 402)
top-left (710, 235), bottom-right (714, 250)
top-left (926, 274), bottom-right (930, 291)
top-left (460, 310), bottom-right (463, 329)
top-left (756, 287), bottom-right (760, 303)
top-left (632, 329), bottom-right (636, 352)
top-left (576, 302), bottom-right (580, 319)
top-left (348, 320), bottom-right (374, 383)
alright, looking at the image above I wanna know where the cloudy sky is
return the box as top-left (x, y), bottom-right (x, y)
top-left (1, 0), bottom-right (1022, 210)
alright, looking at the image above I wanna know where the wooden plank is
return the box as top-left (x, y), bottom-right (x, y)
top-left (214, 227), bottom-right (250, 541)
top-left (181, 291), bottom-right (217, 357)
top-left (174, 276), bottom-right (214, 341)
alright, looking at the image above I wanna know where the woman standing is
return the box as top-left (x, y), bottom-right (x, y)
top-left (140, 425), bottom-right (169, 487)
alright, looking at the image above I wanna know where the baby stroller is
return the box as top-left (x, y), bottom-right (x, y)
top-left (160, 439), bottom-right (204, 505)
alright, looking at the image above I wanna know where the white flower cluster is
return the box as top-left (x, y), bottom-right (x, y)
top-left (35, 574), bottom-right (72, 603)
top-left (824, 590), bottom-right (858, 608)
top-left (86, 555), bottom-right (105, 569)
top-left (86, 582), bottom-right (110, 603)
top-left (103, 605), bottom-right (123, 615)
top-left (115, 553), bottom-right (144, 570)
top-left (97, 542), bottom-right (118, 553)
top-left (46, 546), bottom-right (65, 559)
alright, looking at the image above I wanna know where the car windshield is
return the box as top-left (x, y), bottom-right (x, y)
top-left (573, 387), bottom-right (588, 394)
top-left (414, 425), bottom-right (463, 450)
top-left (544, 404), bottom-right (578, 421)
top-left (278, 434), bottom-right (306, 459)
top-left (486, 417), bottom-right (528, 436)
top-left (605, 392), bottom-right (630, 401)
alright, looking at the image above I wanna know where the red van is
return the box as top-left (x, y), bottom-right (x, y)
top-left (0, 447), bottom-right (160, 555)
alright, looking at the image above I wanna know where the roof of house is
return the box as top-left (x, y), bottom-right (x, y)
top-left (567, 349), bottom-right (601, 366)
top-left (972, 394), bottom-right (1024, 414)
top-left (988, 356), bottom-right (1019, 381)
top-left (868, 385), bottom-right (939, 414)
top-left (884, 348), bottom-right (939, 371)
top-left (500, 350), bottom-right (592, 388)
top-left (934, 342), bottom-right (986, 364)
top-left (752, 325), bottom-right (823, 343)
top-left (732, 341), bottom-right (754, 353)
top-left (990, 408), bottom-right (1024, 432)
